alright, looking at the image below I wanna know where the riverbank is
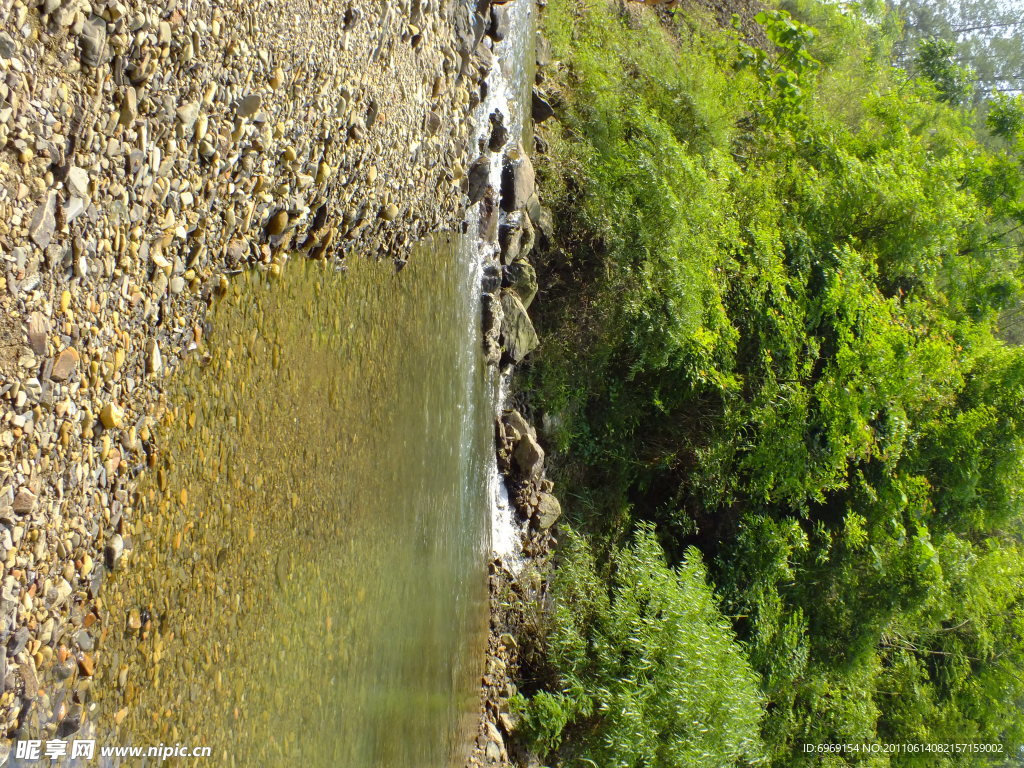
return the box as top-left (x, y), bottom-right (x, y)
top-left (0, 0), bottom-right (507, 752)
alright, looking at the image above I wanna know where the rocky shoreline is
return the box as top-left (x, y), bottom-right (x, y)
top-left (464, 2), bottom-right (560, 764)
top-left (0, 0), bottom-right (525, 755)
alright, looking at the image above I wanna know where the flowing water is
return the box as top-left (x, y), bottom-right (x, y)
top-left (79, 1), bottom-right (535, 765)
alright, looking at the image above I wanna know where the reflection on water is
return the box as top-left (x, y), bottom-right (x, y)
top-left (90, 237), bottom-right (492, 767)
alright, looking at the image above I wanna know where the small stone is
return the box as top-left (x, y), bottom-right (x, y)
top-left (0, 32), bottom-right (17, 60)
top-left (79, 16), bottom-right (107, 67)
top-left (50, 348), bottom-right (79, 382)
top-left (119, 88), bottom-right (137, 126)
top-left (236, 94), bottom-right (262, 117)
top-left (380, 203), bottom-right (399, 221)
top-left (78, 653), bottom-right (95, 677)
top-left (105, 533), bottom-right (125, 569)
top-left (12, 489), bottom-right (36, 516)
top-left (75, 630), bottom-right (94, 652)
top-left (100, 402), bottom-right (124, 429)
top-left (176, 101), bottom-right (200, 132)
top-left (266, 210), bottom-right (289, 236)
top-left (26, 312), bottom-right (48, 355)
top-left (29, 192), bottom-right (57, 249)
top-left (66, 167), bottom-right (90, 197)
top-left (146, 340), bottom-right (162, 374)
top-left (270, 67), bottom-right (284, 89)
top-left (169, 275), bottom-right (185, 294)
top-left (7, 626), bottom-right (30, 656)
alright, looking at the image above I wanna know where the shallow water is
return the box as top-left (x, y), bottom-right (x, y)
top-left (89, 238), bottom-right (493, 766)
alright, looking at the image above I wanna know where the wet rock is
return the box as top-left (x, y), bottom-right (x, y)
top-left (532, 89), bottom-right (554, 123)
top-left (467, 157), bottom-right (491, 204)
top-left (56, 706), bottom-right (82, 738)
top-left (75, 630), bottom-right (95, 652)
top-left (29, 193), bottom-right (57, 250)
top-left (489, 5), bottom-right (510, 42)
top-left (487, 110), bottom-right (508, 152)
top-left (500, 147), bottom-right (535, 212)
top-left (50, 348), bottom-right (79, 382)
top-left (479, 186), bottom-right (499, 242)
top-left (500, 291), bottom-right (539, 364)
top-left (105, 534), bottom-right (124, 569)
top-left (534, 492), bottom-right (562, 530)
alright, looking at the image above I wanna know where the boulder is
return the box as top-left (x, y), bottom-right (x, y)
top-left (513, 430), bottom-right (545, 480)
top-left (532, 89), bottom-right (554, 123)
top-left (489, 4), bottom-right (510, 41)
top-left (500, 146), bottom-right (535, 212)
top-left (534, 492), bottom-right (562, 530)
top-left (499, 214), bottom-right (534, 265)
top-left (505, 259), bottom-right (537, 308)
top-left (500, 291), bottom-right (539, 364)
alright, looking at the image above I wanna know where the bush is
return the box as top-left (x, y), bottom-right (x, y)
top-left (516, 524), bottom-right (766, 767)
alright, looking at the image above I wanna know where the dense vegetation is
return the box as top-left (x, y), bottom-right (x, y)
top-left (517, 0), bottom-right (1024, 765)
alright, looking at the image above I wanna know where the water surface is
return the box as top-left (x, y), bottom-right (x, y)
top-left (91, 238), bottom-right (493, 766)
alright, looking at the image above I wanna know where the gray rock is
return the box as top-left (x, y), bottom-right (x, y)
top-left (26, 312), bottom-right (48, 355)
top-left (29, 193), bottom-right (57, 250)
top-left (500, 291), bottom-right (539, 364)
top-left (499, 214), bottom-right (534, 264)
top-left (479, 186), bottom-right (499, 242)
top-left (505, 259), bottom-right (537, 308)
top-left (12, 489), bottom-right (36, 516)
top-left (500, 147), bottom-right (535, 212)
top-left (66, 167), bottom-right (90, 198)
top-left (534, 492), bottom-right (562, 530)
top-left (79, 16), bottom-right (107, 67)
top-left (236, 94), bottom-right (262, 118)
top-left (7, 626), bottom-right (29, 657)
top-left (176, 101), bottom-right (200, 132)
top-left (489, 5), bottom-right (510, 41)
top-left (75, 630), bottom-right (94, 652)
top-left (0, 32), bottom-right (16, 60)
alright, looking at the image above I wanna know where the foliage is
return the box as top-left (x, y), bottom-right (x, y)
top-left (527, 0), bottom-right (1024, 764)
top-left (914, 37), bottom-right (974, 105)
top-left (515, 525), bottom-right (765, 767)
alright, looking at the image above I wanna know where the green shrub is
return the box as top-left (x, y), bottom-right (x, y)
top-left (517, 525), bottom-right (766, 767)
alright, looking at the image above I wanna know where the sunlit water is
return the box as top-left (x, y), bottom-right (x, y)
top-left (88, 239), bottom-right (493, 767)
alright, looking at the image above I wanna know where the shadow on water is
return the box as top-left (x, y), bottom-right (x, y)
top-left (89, 235), bottom-right (492, 767)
